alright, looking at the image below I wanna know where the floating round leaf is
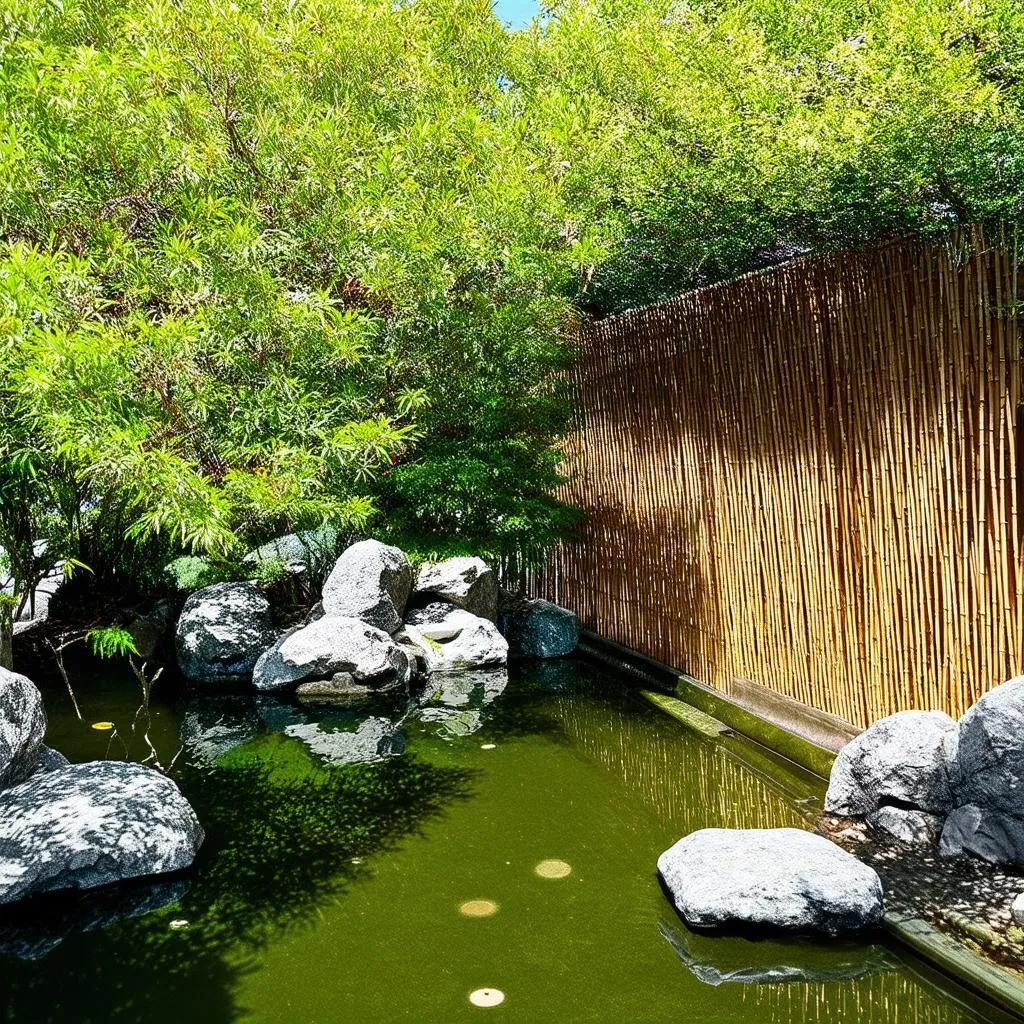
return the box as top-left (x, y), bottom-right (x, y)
top-left (469, 988), bottom-right (505, 1007)
top-left (460, 899), bottom-right (498, 917)
top-left (534, 859), bottom-right (571, 879)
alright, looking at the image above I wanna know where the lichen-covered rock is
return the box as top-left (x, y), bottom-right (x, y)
top-left (824, 710), bottom-right (957, 816)
top-left (0, 761), bottom-right (203, 905)
top-left (657, 828), bottom-right (883, 936)
top-left (321, 540), bottom-right (412, 632)
top-left (866, 806), bottom-right (943, 845)
top-left (951, 676), bottom-right (1024, 814)
top-left (0, 667), bottom-right (46, 789)
top-left (251, 616), bottom-right (411, 694)
top-left (175, 582), bottom-right (277, 686)
top-left (402, 605), bottom-right (507, 671)
top-left (939, 804), bottom-right (1024, 864)
top-left (413, 558), bottom-right (498, 620)
top-left (499, 598), bottom-right (578, 660)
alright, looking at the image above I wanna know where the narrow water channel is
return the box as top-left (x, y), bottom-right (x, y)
top-left (0, 660), bottom-right (1013, 1023)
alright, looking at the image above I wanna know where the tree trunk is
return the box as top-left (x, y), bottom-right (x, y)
top-left (0, 604), bottom-right (12, 671)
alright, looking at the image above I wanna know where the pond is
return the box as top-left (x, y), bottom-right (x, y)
top-left (0, 659), bottom-right (1014, 1023)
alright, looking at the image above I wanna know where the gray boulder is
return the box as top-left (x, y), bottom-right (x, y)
top-left (499, 598), bottom-right (578, 659)
top-left (252, 616), bottom-right (411, 694)
top-left (175, 582), bottom-right (277, 686)
top-left (866, 806), bottom-right (943, 845)
top-left (952, 675), bottom-right (1024, 813)
top-left (0, 667), bottom-right (46, 789)
top-left (402, 606), bottom-right (507, 671)
top-left (939, 804), bottom-right (1024, 864)
top-left (657, 828), bottom-right (883, 936)
top-left (242, 527), bottom-right (344, 584)
top-left (824, 710), bottom-right (957, 816)
top-left (321, 540), bottom-right (412, 632)
top-left (414, 558), bottom-right (498, 620)
top-left (0, 761), bottom-right (203, 905)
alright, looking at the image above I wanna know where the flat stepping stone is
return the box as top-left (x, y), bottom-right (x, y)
top-left (658, 827), bottom-right (883, 936)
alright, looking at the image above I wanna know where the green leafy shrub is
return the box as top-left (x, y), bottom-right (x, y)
top-left (163, 556), bottom-right (237, 594)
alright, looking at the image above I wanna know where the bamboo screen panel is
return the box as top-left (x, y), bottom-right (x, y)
top-left (540, 229), bottom-right (1023, 728)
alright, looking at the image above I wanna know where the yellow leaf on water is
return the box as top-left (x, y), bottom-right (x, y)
top-left (91, 721), bottom-right (114, 731)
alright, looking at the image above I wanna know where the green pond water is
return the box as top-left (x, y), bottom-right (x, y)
top-left (0, 659), bottom-right (1014, 1023)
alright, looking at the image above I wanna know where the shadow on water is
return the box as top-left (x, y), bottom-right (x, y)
top-left (0, 658), bottom-right (1015, 1024)
top-left (0, 718), bottom-right (477, 1023)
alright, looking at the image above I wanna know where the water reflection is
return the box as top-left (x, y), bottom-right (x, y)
top-left (0, 663), bottom-right (1009, 1024)
top-left (0, 879), bottom-right (190, 961)
top-left (660, 919), bottom-right (896, 986)
top-left (417, 668), bottom-right (508, 739)
top-left (180, 697), bottom-right (261, 768)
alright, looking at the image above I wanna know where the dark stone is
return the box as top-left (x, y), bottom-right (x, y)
top-left (499, 599), bottom-right (578, 660)
top-left (939, 804), bottom-right (1024, 864)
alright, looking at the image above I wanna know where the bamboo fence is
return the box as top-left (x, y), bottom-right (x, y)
top-left (538, 227), bottom-right (1024, 728)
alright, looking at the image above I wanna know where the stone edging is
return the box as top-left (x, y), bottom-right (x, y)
top-left (575, 629), bottom-right (1024, 1021)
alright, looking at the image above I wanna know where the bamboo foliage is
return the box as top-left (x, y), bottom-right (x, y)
top-left (540, 227), bottom-right (1024, 728)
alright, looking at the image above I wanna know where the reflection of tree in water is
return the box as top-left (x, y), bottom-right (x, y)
top-left (0, 736), bottom-right (476, 1023)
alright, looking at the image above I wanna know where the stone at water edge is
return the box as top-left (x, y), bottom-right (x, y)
top-left (403, 605), bottom-right (508, 671)
top-left (866, 806), bottom-right (943, 845)
top-left (175, 581), bottom-right (277, 686)
top-left (951, 675), bottom-right (1024, 814)
top-left (413, 557), bottom-right (498, 621)
top-left (321, 540), bottom-right (412, 633)
top-left (0, 761), bottom-right (203, 905)
top-left (252, 616), bottom-right (411, 694)
top-left (499, 598), bottom-right (578, 660)
top-left (657, 828), bottom-right (884, 936)
top-left (404, 601), bottom-right (464, 641)
top-left (824, 710), bottom-right (957, 817)
top-left (939, 804), bottom-right (1024, 865)
top-left (296, 675), bottom-right (389, 703)
top-left (1012, 893), bottom-right (1024, 926)
top-left (0, 666), bottom-right (47, 789)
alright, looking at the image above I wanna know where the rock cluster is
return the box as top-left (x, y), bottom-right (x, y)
top-left (824, 676), bottom-right (1024, 866)
top-left (174, 537), bottom-right (578, 698)
top-left (0, 667), bottom-right (203, 907)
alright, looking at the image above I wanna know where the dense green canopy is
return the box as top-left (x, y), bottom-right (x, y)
top-left (2, 0), bottom-right (1023, 629)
